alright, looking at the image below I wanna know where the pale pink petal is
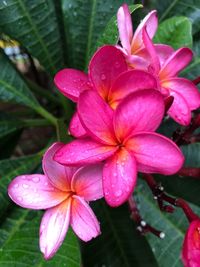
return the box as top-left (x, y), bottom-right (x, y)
top-left (54, 69), bottom-right (91, 102)
top-left (167, 90), bottom-right (191, 126)
top-left (40, 198), bottom-right (71, 260)
top-left (54, 138), bottom-right (118, 166)
top-left (114, 90), bottom-right (164, 141)
top-left (131, 10), bottom-right (158, 52)
top-left (126, 54), bottom-right (149, 69)
top-left (8, 174), bottom-right (67, 209)
top-left (103, 148), bottom-right (137, 207)
top-left (126, 132), bottom-right (184, 175)
top-left (69, 111), bottom-right (87, 138)
top-left (162, 78), bottom-right (200, 110)
top-left (159, 48), bottom-right (193, 80)
top-left (89, 45), bottom-right (127, 99)
top-left (72, 164), bottom-right (103, 201)
top-left (108, 70), bottom-right (157, 108)
top-left (70, 195), bottom-right (100, 241)
top-left (43, 142), bottom-right (74, 190)
top-left (142, 27), bottom-right (160, 73)
top-left (78, 90), bottom-right (116, 145)
top-left (117, 4), bottom-right (133, 54)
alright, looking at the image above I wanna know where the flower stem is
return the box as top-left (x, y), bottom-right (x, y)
top-left (35, 106), bottom-right (57, 126)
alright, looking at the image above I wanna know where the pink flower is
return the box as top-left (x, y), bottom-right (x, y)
top-left (182, 220), bottom-right (200, 267)
top-left (117, 4), bottom-right (174, 69)
top-left (54, 45), bottom-right (157, 137)
top-left (54, 89), bottom-right (184, 207)
top-left (142, 27), bottom-right (200, 125)
top-left (8, 143), bottom-right (103, 260)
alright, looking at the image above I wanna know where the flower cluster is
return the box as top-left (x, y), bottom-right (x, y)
top-left (8, 3), bottom-right (200, 263)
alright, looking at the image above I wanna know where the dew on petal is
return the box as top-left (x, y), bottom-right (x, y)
top-left (32, 176), bottom-right (40, 183)
top-left (115, 190), bottom-right (122, 197)
top-left (22, 184), bottom-right (29, 189)
top-left (101, 74), bottom-right (106, 80)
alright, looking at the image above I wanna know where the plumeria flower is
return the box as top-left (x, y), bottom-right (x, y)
top-left (117, 4), bottom-right (174, 69)
top-left (55, 45), bottom-right (157, 137)
top-left (8, 143), bottom-right (103, 260)
top-left (142, 27), bottom-right (200, 125)
top-left (182, 219), bottom-right (200, 267)
top-left (54, 89), bottom-right (184, 207)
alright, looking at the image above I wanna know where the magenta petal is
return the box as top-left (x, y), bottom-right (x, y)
top-left (159, 48), bottom-right (193, 79)
top-left (89, 45), bottom-right (127, 99)
top-left (43, 142), bottom-right (75, 190)
top-left (132, 10), bottom-right (158, 52)
top-left (154, 44), bottom-right (174, 66)
top-left (127, 132), bottom-right (184, 175)
top-left (54, 138), bottom-right (117, 166)
top-left (167, 90), bottom-right (191, 126)
top-left (114, 90), bottom-right (164, 140)
top-left (71, 195), bottom-right (101, 241)
top-left (69, 111), bottom-right (87, 138)
top-left (78, 90), bottom-right (116, 144)
top-left (8, 174), bottom-right (67, 209)
top-left (117, 4), bottom-right (133, 54)
top-left (103, 149), bottom-right (137, 207)
top-left (40, 199), bottom-right (71, 260)
top-left (72, 164), bottom-right (103, 201)
top-left (109, 70), bottom-right (157, 107)
top-left (162, 78), bottom-right (200, 110)
top-left (54, 69), bottom-right (91, 102)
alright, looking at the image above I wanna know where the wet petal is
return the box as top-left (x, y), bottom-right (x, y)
top-left (8, 174), bottom-right (67, 209)
top-left (114, 90), bottom-right (164, 140)
top-left (159, 48), bottom-right (193, 80)
top-left (89, 45), bottom-right (127, 99)
top-left (71, 195), bottom-right (101, 241)
top-left (69, 111), bottom-right (87, 138)
top-left (78, 90), bottom-right (116, 144)
top-left (132, 10), bottom-right (158, 52)
top-left (40, 198), bottom-right (71, 260)
top-left (126, 132), bottom-right (184, 175)
top-left (117, 4), bottom-right (133, 54)
top-left (72, 164), bottom-right (103, 201)
top-left (54, 138), bottom-right (117, 166)
top-left (109, 70), bottom-right (157, 108)
top-left (103, 148), bottom-right (137, 207)
top-left (54, 69), bottom-right (91, 102)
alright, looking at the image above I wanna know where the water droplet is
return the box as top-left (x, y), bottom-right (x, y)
top-left (113, 173), bottom-right (117, 177)
top-left (32, 176), bottom-right (40, 183)
top-left (17, 196), bottom-right (23, 202)
top-left (41, 224), bottom-right (45, 230)
top-left (115, 190), bottom-right (122, 197)
top-left (14, 183), bottom-right (19, 188)
top-left (101, 74), bottom-right (106, 81)
top-left (115, 61), bottom-right (120, 68)
top-left (22, 183), bottom-right (29, 189)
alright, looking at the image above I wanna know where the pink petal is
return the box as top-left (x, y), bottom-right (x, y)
top-left (8, 174), bottom-right (67, 209)
top-left (109, 70), bottom-right (157, 108)
top-left (54, 69), bottom-right (91, 102)
top-left (126, 132), bottom-right (184, 175)
top-left (70, 195), bottom-right (100, 241)
top-left (117, 4), bottom-right (133, 54)
top-left (78, 90), bottom-right (116, 145)
top-left (131, 10), bottom-right (158, 52)
top-left (69, 111), bottom-right (87, 138)
top-left (114, 90), bottom-right (164, 141)
top-left (54, 138), bottom-right (118, 166)
top-left (72, 164), bottom-right (103, 201)
top-left (167, 90), bottom-right (191, 126)
top-left (126, 54), bottom-right (149, 69)
top-left (142, 27), bottom-right (160, 73)
top-left (40, 198), bottom-right (71, 260)
top-left (103, 148), bottom-right (137, 207)
top-left (159, 48), bottom-right (193, 80)
top-left (89, 45), bottom-right (127, 100)
top-left (162, 78), bottom-right (200, 110)
top-left (43, 142), bottom-right (76, 190)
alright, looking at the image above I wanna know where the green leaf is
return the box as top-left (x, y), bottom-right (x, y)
top-left (0, 130), bottom-right (22, 159)
top-left (136, 180), bottom-right (200, 267)
top-left (0, 208), bottom-right (81, 267)
top-left (0, 153), bottom-right (41, 218)
top-left (154, 16), bottom-right (193, 49)
top-left (61, 0), bottom-right (133, 69)
top-left (82, 200), bottom-right (158, 267)
top-left (0, 52), bottom-right (40, 110)
top-left (96, 4), bottom-right (143, 50)
top-left (0, 0), bottom-right (64, 75)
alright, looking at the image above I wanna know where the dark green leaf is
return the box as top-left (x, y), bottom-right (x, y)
top-left (82, 200), bottom-right (158, 267)
top-left (0, 0), bottom-right (64, 75)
